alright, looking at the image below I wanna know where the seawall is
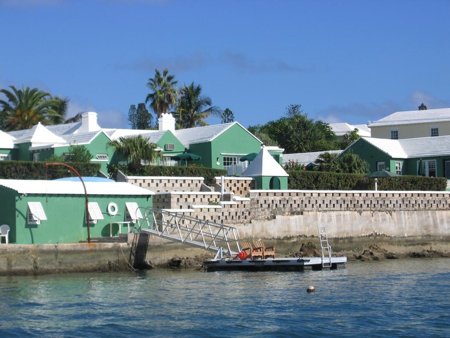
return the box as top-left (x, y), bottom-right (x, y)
top-left (0, 243), bottom-right (131, 276)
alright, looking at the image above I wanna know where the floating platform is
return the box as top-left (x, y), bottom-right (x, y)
top-left (203, 256), bottom-right (347, 272)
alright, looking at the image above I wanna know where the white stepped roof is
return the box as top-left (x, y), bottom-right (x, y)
top-left (242, 146), bottom-right (288, 177)
top-left (13, 122), bottom-right (66, 145)
top-left (62, 130), bottom-right (109, 145)
top-left (329, 122), bottom-right (371, 137)
top-left (0, 130), bottom-right (14, 149)
top-left (0, 179), bottom-right (154, 195)
top-left (283, 150), bottom-right (342, 165)
top-left (362, 135), bottom-right (450, 158)
top-left (368, 108), bottom-right (450, 127)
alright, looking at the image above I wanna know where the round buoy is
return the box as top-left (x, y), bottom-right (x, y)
top-left (307, 286), bottom-right (315, 293)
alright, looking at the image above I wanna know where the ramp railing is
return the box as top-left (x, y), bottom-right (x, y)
top-left (137, 208), bottom-right (241, 258)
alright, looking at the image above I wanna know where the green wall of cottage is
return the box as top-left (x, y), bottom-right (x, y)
top-left (253, 176), bottom-right (288, 190)
top-left (205, 124), bottom-right (262, 170)
top-left (16, 143), bottom-right (32, 161)
top-left (0, 191), bottom-right (152, 244)
top-left (344, 139), bottom-right (395, 173)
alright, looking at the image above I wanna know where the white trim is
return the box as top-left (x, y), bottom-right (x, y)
top-left (27, 202), bottom-right (47, 224)
top-left (125, 202), bottom-right (143, 221)
top-left (88, 202), bottom-right (104, 223)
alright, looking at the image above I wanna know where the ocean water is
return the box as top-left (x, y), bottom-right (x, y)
top-left (0, 258), bottom-right (448, 337)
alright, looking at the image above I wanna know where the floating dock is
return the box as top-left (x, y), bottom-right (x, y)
top-left (203, 256), bottom-right (347, 272)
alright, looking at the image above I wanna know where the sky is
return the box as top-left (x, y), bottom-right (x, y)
top-left (1, 0), bottom-right (449, 129)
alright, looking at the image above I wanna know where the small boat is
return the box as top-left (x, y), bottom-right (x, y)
top-left (203, 256), bottom-right (347, 272)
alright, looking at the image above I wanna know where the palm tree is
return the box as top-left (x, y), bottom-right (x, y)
top-left (175, 82), bottom-right (220, 128)
top-left (109, 136), bottom-right (159, 169)
top-left (0, 86), bottom-right (67, 131)
top-left (145, 69), bottom-right (178, 118)
top-left (315, 152), bottom-right (338, 171)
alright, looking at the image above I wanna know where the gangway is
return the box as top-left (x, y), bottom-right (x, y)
top-left (318, 225), bottom-right (332, 268)
top-left (137, 208), bottom-right (241, 259)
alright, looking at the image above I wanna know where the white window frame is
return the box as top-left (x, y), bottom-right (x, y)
top-left (88, 202), bottom-right (104, 224)
top-left (27, 202), bottom-right (47, 225)
top-left (390, 130), bottom-right (399, 139)
top-left (431, 127), bottom-right (439, 137)
top-left (395, 161), bottom-right (403, 175)
top-left (164, 144), bottom-right (175, 151)
top-left (0, 154), bottom-right (9, 161)
top-left (95, 153), bottom-right (109, 161)
top-left (222, 156), bottom-right (239, 168)
top-left (125, 202), bottom-right (143, 222)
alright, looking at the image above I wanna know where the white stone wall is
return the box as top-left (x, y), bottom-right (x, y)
top-left (125, 176), bottom-right (204, 193)
top-left (214, 176), bottom-right (254, 196)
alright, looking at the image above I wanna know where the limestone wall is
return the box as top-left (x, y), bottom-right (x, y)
top-left (214, 176), bottom-right (254, 196)
top-left (124, 176), bottom-right (204, 193)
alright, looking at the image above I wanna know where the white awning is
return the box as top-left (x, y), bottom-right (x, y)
top-left (88, 202), bottom-right (104, 221)
top-left (27, 202), bottom-right (48, 222)
top-left (125, 202), bottom-right (143, 221)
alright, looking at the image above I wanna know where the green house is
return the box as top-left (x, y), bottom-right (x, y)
top-left (0, 130), bottom-right (14, 161)
top-left (242, 146), bottom-right (289, 189)
top-left (343, 136), bottom-right (450, 178)
top-left (0, 179), bottom-right (153, 244)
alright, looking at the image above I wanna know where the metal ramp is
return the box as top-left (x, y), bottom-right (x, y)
top-left (137, 209), bottom-right (241, 259)
top-left (318, 225), bottom-right (332, 268)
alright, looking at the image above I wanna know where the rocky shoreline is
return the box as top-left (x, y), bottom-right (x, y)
top-left (146, 235), bottom-right (450, 270)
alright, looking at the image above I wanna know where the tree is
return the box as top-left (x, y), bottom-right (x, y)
top-left (175, 82), bottom-right (220, 128)
top-left (221, 108), bottom-right (235, 123)
top-left (128, 103), bottom-right (152, 129)
top-left (334, 152), bottom-right (369, 174)
top-left (65, 145), bottom-right (92, 163)
top-left (340, 128), bottom-right (360, 149)
top-left (109, 136), bottom-right (159, 169)
top-left (314, 152), bottom-right (339, 171)
top-left (0, 86), bottom-right (67, 131)
top-left (256, 106), bottom-right (338, 153)
top-left (145, 69), bottom-right (178, 118)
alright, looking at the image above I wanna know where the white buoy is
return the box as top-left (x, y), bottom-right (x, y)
top-left (307, 286), bottom-right (315, 293)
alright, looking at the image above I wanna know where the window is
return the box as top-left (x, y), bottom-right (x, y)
top-left (33, 152), bottom-right (40, 162)
top-left (376, 161), bottom-right (386, 171)
top-left (87, 202), bottom-right (104, 224)
top-left (95, 154), bottom-right (109, 161)
top-left (164, 144), bottom-right (175, 151)
top-left (222, 156), bottom-right (239, 168)
top-left (431, 128), bottom-right (439, 137)
top-left (0, 154), bottom-right (9, 161)
top-left (390, 130), bottom-right (399, 139)
top-left (395, 161), bottom-right (403, 175)
top-left (424, 160), bottom-right (437, 177)
top-left (27, 202), bottom-right (47, 225)
top-left (125, 202), bottom-right (143, 222)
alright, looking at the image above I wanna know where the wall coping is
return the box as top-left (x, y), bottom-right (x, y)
top-left (155, 191), bottom-right (222, 196)
top-left (250, 189), bottom-right (450, 195)
top-left (215, 176), bottom-right (253, 181)
top-left (126, 176), bottom-right (204, 181)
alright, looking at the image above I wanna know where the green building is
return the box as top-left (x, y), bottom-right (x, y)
top-left (0, 179), bottom-right (153, 244)
top-left (343, 136), bottom-right (450, 178)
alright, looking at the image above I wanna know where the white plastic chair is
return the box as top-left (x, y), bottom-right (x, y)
top-left (0, 224), bottom-right (10, 244)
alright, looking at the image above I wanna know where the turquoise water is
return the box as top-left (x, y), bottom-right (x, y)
top-left (0, 258), bottom-right (449, 337)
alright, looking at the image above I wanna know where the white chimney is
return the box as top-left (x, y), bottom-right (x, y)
top-left (158, 113), bottom-right (176, 132)
top-left (76, 112), bottom-right (101, 133)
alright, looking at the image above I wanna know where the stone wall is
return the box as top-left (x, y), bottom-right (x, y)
top-left (124, 176), bottom-right (204, 193)
top-left (214, 176), bottom-right (254, 196)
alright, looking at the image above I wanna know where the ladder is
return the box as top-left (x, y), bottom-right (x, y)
top-left (137, 208), bottom-right (241, 259)
top-left (318, 225), bottom-right (332, 268)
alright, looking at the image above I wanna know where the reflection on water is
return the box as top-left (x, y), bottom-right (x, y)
top-left (0, 259), bottom-right (449, 337)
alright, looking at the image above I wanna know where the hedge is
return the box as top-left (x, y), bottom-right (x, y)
top-left (0, 161), bottom-right (101, 180)
top-left (108, 164), bottom-right (227, 186)
top-left (287, 169), bottom-right (447, 191)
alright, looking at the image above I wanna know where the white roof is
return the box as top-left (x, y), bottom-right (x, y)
top-left (329, 122), bottom-right (371, 137)
top-left (61, 130), bottom-right (109, 145)
top-left (0, 179), bottom-right (154, 196)
top-left (0, 130), bottom-right (14, 149)
top-left (174, 121), bottom-right (261, 147)
top-left (12, 122), bottom-right (67, 146)
top-left (283, 150), bottom-right (342, 165)
top-left (361, 135), bottom-right (450, 158)
top-left (368, 108), bottom-right (450, 127)
top-left (242, 146), bottom-right (288, 177)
